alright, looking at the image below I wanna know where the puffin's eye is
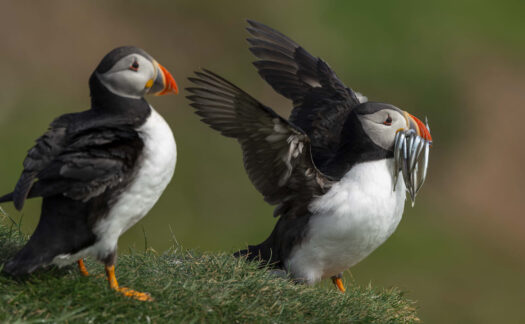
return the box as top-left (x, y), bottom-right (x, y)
top-left (130, 60), bottom-right (139, 71)
top-left (383, 116), bottom-right (392, 126)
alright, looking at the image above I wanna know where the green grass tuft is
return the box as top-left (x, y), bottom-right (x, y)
top-left (0, 219), bottom-right (419, 323)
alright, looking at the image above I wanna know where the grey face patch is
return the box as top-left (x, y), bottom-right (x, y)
top-left (357, 108), bottom-right (406, 150)
top-left (96, 54), bottom-right (156, 99)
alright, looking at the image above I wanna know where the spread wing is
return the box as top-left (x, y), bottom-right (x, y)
top-left (246, 20), bottom-right (364, 169)
top-left (187, 69), bottom-right (333, 218)
top-left (6, 112), bottom-right (143, 210)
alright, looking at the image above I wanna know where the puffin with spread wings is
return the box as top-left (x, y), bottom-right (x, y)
top-left (187, 20), bottom-right (432, 291)
top-left (0, 46), bottom-right (178, 301)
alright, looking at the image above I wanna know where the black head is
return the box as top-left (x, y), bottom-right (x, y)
top-left (89, 46), bottom-right (178, 109)
top-left (325, 102), bottom-right (431, 177)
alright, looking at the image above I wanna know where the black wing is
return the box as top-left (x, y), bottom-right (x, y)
top-left (5, 112), bottom-right (143, 210)
top-left (187, 69), bottom-right (333, 218)
top-left (246, 20), bottom-right (363, 170)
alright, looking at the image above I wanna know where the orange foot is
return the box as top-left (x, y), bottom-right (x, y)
top-left (117, 287), bottom-right (154, 302)
top-left (331, 276), bottom-right (346, 293)
top-left (77, 259), bottom-right (89, 277)
top-left (105, 264), bottom-right (154, 302)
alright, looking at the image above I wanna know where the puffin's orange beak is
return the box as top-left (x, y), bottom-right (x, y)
top-left (156, 62), bottom-right (178, 95)
top-left (407, 113), bottom-right (432, 143)
top-left (149, 61), bottom-right (179, 95)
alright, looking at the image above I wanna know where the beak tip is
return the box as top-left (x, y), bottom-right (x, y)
top-left (156, 62), bottom-right (179, 96)
top-left (408, 113), bottom-right (432, 142)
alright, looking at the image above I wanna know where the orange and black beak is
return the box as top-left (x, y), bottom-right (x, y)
top-left (405, 112), bottom-right (432, 143)
top-left (148, 60), bottom-right (179, 95)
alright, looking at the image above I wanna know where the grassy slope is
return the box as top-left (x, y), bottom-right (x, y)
top-left (0, 219), bottom-right (419, 323)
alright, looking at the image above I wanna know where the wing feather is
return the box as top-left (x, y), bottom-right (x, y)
top-left (246, 20), bottom-right (364, 173)
top-left (187, 69), bottom-right (332, 218)
top-left (7, 113), bottom-right (143, 210)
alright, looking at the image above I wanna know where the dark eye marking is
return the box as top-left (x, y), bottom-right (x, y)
top-left (383, 115), bottom-right (392, 126)
top-left (130, 60), bottom-right (139, 71)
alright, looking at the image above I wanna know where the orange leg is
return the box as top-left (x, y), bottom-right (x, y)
top-left (332, 276), bottom-right (346, 293)
top-left (77, 259), bottom-right (89, 276)
top-left (105, 264), bottom-right (153, 302)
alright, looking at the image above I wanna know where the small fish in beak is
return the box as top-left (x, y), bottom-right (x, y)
top-left (393, 114), bottom-right (432, 206)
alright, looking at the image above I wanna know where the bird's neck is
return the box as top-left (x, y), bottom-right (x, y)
top-left (88, 73), bottom-right (151, 126)
top-left (322, 115), bottom-right (393, 178)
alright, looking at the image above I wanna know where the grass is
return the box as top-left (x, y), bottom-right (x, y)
top-left (0, 217), bottom-right (419, 323)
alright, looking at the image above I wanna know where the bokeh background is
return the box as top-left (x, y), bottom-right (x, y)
top-left (1, 1), bottom-right (524, 322)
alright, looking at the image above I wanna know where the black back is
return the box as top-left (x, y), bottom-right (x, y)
top-left (246, 20), bottom-right (363, 175)
top-left (1, 47), bottom-right (152, 275)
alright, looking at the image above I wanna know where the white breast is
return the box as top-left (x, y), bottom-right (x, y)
top-left (285, 158), bottom-right (405, 284)
top-left (53, 108), bottom-right (176, 265)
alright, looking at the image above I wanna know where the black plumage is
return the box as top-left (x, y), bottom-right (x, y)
top-left (246, 20), bottom-right (365, 177)
top-left (186, 21), bottom-right (420, 285)
top-left (0, 46), bottom-right (177, 301)
top-left (187, 70), bottom-right (333, 266)
top-left (0, 75), bottom-right (149, 276)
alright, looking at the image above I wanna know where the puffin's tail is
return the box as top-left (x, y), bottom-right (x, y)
top-left (234, 245), bottom-right (264, 261)
top-left (234, 244), bottom-right (272, 265)
top-left (0, 192), bottom-right (43, 276)
top-left (234, 236), bottom-right (282, 269)
top-left (234, 216), bottom-right (292, 269)
top-left (2, 242), bottom-right (52, 277)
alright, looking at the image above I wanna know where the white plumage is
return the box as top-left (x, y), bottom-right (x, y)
top-left (53, 107), bottom-right (176, 265)
top-left (286, 158), bottom-right (405, 284)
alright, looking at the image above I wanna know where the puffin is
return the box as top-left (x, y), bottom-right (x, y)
top-left (186, 20), bottom-right (432, 292)
top-left (0, 46), bottom-right (178, 301)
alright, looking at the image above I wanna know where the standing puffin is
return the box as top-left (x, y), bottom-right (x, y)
top-left (0, 46), bottom-right (178, 301)
top-left (187, 21), bottom-right (432, 292)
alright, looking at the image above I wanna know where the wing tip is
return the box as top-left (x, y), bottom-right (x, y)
top-left (0, 192), bottom-right (18, 210)
top-left (246, 19), bottom-right (265, 30)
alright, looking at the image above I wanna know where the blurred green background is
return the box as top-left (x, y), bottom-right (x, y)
top-left (1, 1), bottom-right (524, 322)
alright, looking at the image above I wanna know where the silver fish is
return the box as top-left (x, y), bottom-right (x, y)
top-left (415, 141), bottom-right (426, 194)
top-left (419, 141), bottom-right (430, 190)
top-left (410, 163), bottom-right (418, 206)
top-left (393, 132), bottom-right (405, 189)
top-left (409, 136), bottom-right (422, 174)
top-left (401, 143), bottom-right (410, 194)
top-left (390, 127), bottom-right (431, 206)
top-left (402, 133), bottom-right (409, 160)
top-left (407, 133), bottom-right (414, 160)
